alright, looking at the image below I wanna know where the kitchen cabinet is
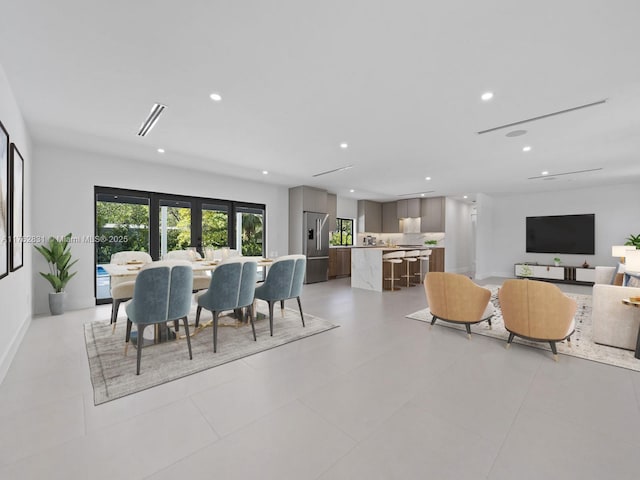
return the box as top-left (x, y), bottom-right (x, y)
top-left (327, 193), bottom-right (337, 230)
top-left (397, 198), bottom-right (420, 218)
top-left (382, 202), bottom-right (400, 233)
top-left (357, 200), bottom-right (382, 233)
top-left (420, 196), bottom-right (445, 232)
top-left (329, 248), bottom-right (351, 278)
top-left (301, 186), bottom-right (328, 213)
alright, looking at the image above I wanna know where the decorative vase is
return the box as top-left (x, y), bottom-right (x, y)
top-left (554, 261), bottom-right (560, 267)
top-left (49, 292), bottom-right (67, 316)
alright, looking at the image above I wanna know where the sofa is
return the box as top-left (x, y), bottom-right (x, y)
top-left (592, 266), bottom-right (640, 350)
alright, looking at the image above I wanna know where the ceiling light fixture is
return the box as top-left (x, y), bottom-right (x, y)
top-left (209, 92), bottom-right (222, 102)
top-left (349, 189), bottom-right (355, 193)
top-left (541, 171), bottom-right (549, 175)
top-left (157, 148), bottom-right (165, 153)
top-left (312, 165), bottom-right (353, 177)
top-left (481, 92), bottom-right (494, 101)
top-left (340, 142), bottom-right (349, 149)
top-left (420, 193), bottom-right (425, 197)
top-left (137, 103), bottom-right (166, 137)
top-left (522, 146), bottom-right (532, 152)
top-left (425, 176), bottom-right (431, 181)
top-left (463, 195), bottom-right (468, 199)
top-left (262, 170), bottom-right (269, 175)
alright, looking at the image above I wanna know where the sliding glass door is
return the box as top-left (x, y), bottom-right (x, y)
top-left (159, 199), bottom-right (192, 259)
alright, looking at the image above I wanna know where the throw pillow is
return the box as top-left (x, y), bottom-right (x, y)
top-left (611, 262), bottom-right (625, 285)
top-left (623, 272), bottom-right (640, 288)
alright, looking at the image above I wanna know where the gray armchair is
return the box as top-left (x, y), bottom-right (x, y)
top-left (254, 255), bottom-right (306, 336)
top-left (195, 259), bottom-right (258, 352)
top-left (125, 262), bottom-right (194, 375)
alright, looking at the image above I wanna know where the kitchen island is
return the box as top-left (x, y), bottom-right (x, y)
top-left (351, 247), bottom-right (442, 292)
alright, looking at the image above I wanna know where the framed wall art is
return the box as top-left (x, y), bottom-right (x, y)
top-left (11, 143), bottom-right (24, 271)
top-left (0, 120), bottom-right (9, 280)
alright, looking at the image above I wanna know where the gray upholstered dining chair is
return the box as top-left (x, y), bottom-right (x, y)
top-left (164, 249), bottom-right (210, 291)
top-left (124, 261), bottom-right (194, 375)
top-left (254, 254), bottom-right (306, 336)
top-left (195, 259), bottom-right (258, 352)
top-left (109, 251), bottom-right (153, 332)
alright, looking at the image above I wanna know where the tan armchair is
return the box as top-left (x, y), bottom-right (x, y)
top-left (499, 279), bottom-right (577, 361)
top-left (424, 272), bottom-right (494, 338)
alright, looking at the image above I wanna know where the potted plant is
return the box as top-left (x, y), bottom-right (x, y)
top-left (424, 239), bottom-right (438, 246)
top-left (553, 257), bottom-right (561, 266)
top-left (34, 233), bottom-right (78, 315)
top-left (625, 234), bottom-right (640, 249)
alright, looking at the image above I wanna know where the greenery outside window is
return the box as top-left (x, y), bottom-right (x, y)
top-left (331, 218), bottom-right (353, 246)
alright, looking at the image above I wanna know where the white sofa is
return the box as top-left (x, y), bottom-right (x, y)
top-left (592, 266), bottom-right (640, 350)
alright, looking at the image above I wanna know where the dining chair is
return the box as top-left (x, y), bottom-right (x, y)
top-left (254, 254), bottom-right (306, 336)
top-left (195, 259), bottom-right (258, 352)
top-left (124, 261), bottom-right (194, 375)
top-left (109, 251), bottom-right (153, 332)
top-left (164, 249), bottom-right (210, 291)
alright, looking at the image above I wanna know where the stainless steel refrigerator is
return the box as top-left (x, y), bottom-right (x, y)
top-left (303, 211), bottom-right (329, 283)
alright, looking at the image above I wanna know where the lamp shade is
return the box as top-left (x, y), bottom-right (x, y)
top-left (625, 250), bottom-right (640, 273)
top-left (612, 245), bottom-right (636, 257)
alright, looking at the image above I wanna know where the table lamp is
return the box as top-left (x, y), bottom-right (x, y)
top-left (625, 250), bottom-right (640, 273)
top-left (612, 245), bottom-right (636, 263)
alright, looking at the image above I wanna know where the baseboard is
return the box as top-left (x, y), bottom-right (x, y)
top-left (0, 313), bottom-right (31, 384)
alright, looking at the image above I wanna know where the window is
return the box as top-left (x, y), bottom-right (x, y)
top-left (331, 218), bottom-right (353, 246)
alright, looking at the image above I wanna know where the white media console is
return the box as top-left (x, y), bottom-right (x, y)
top-left (514, 263), bottom-right (596, 285)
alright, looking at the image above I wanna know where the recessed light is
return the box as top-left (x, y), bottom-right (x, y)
top-left (209, 92), bottom-right (222, 102)
top-left (522, 146), bottom-right (532, 152)
top-left (262, 170), bottom-right (269, 175)
top-left (157, 148), bottom-right (165, 153)
top-left (340, 142), bottom-right (349, 149)
top-left (481, 92), bottom-right (494, 101)
top-left (541, 171), bottom-right (549, 175)
top-left (349, 189), bottom-right (355, 193)
top-left (463, 195), bottom-right (468, 199)
top-left (420, 193), bottom-right (425, 197)
top-left (425, 176), bottom-right (431, 181)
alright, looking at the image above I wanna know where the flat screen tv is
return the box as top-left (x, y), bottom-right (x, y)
top-left (526, 214), bottom-right (595, 254)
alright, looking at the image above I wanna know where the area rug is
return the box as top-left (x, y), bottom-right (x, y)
top-left (85, 304), bottom-right (339, 405)
top-left (406, 285), bottom-right (640, 372)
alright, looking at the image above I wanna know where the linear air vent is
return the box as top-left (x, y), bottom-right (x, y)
top-left (528, 168), bottom-right (603, 180)
top-left (312, 165), bottom-right (353, 177)
top-left (137, 103), bottom-right (167, 136)
top-left (477, 99), bottom-right (607, 135)
top-left (396, 191), bottom-right (435, 197)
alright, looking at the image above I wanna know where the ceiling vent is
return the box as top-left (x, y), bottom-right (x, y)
top-left (477, 99), bottom-right (607, 135)
top-left (137, 103), bottom-right (166, 136)
top-left (312, 165), bottom-right (353, 177)
top-left (396, 191), bottom-right (435, 197)
top-left (528, 168), bottom-right (603, 180)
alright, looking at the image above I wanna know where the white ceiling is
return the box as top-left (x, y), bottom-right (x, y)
top-left (1, 0), bottom-right (640, 202)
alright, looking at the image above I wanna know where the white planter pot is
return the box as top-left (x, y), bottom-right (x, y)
top-left (49, 292), bottom-right (67, 316)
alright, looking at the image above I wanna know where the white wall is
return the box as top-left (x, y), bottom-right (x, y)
top-left (477, 184), bottom-right (640, 278)
top-left (31, 144), bottom-right (289, 314)
top-left (0, 64), bottom-right (32, 382)
top-left (444, 198), bottom-right (474, 274)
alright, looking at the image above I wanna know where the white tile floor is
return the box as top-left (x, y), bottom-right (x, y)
top-left (1, 277), bottom-right (640, 479)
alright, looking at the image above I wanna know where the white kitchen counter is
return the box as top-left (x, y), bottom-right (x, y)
top-left (351, 247), bottom-right (431, 292)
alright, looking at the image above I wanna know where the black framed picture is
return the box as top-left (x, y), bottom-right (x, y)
top-left (10, 143), bottom-right (24, 271)
top-left (0, 120), bottom-right (8, 280)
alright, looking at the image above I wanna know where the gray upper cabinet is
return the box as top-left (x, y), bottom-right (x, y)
top-left (382, 202), bottom-right (400, 233)
top-left (357, 200), bottom-right (382, 233)
top-left (397, 198), bottom-right (420, 218)
top-left (301, 186), bottom-right (328, 213)
top-left (420, 196), bottom-right (445, 232)
top-left (327, 193), bottom-right (337, 229)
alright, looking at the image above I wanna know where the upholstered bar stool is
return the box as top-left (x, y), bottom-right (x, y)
top-left (401, 250), bottom-right (421, 287)
top-left (383, 250), bottom-right (405, 291)
top-left (415, 249), bottom-right (432, 284)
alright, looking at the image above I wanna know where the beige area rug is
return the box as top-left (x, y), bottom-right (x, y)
top-left (406, 285), bottom-right (640, 372)
top-left (85, 304), bottom-right (339, 405)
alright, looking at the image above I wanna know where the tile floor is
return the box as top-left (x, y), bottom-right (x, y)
top-left (1, 277), bottom-right (640, 479)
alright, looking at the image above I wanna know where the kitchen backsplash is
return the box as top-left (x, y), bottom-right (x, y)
top-left (356, 232), bottom-right (445, 247)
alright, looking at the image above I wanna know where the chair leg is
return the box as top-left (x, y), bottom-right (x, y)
top-left (566, 335), bottom-right (572, 348)
top-left (174, 320), bottom-right (179, 333)
top-left (248, 304), bottom-right (257, 341)
top-left (124, 318), bottom-right (132, 355)
top-left (465, 323), bottom-right (471, 339)
top-left (549, 341), bottom-right (558, 361)
top-left (487, 317), bottom-right (492, 329)
top-left (213, 311), bottom-right (219, 353)
top-left (280, 299), bottom-right (285, 317)
top-left (136, 324), bottom-right (146, 375)
top-left (111, 299), bottom-right (124, 333)
top-left (297, 297), bottom-right (305, 327)
top-left (430, 315), bottom-right (437, 326)
top-left (506, 332), bottom-right (514, 349)
top-left (182, 317), bottom-right (192, 360)
top-left (195, 306), bottom-right (202, 327)
top-left (268, 301), bottom-right (274, 336)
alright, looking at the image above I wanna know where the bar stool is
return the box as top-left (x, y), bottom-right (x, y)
top-left (402, 250), bottom-right (421, 287)
top-left (382, 250), bottom-right (405, 291)
top-left (415, 249), bottom-right (432, 284)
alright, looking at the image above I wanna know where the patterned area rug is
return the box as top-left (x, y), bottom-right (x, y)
top-left (85, 304), bottom-right (339, 405)
top-left (406, 285), bottom-right (640, 371)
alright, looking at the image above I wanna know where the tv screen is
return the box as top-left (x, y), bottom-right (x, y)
top-left (526, 214), bottom-right (595, 255)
